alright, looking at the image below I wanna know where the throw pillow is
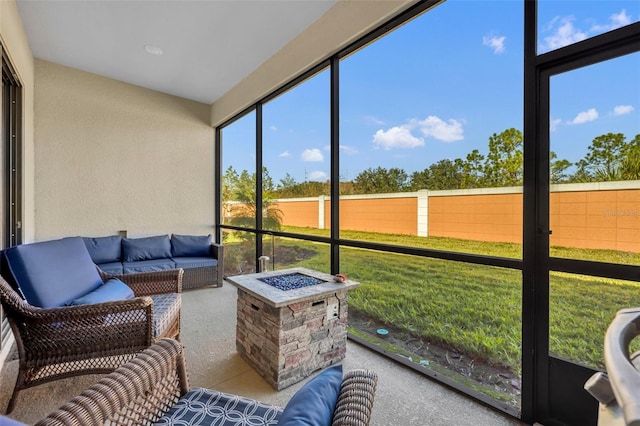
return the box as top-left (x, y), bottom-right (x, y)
top-left (122, 235), bottom-right (172, 262)
top-left (278, 365), bottom-right (343, 426)
top-left (171, 234), bottom-right (212, 257)
top-left (68, 278), bottom-right (134, 306)
top-left (83, 235), bottom-right (122, 264)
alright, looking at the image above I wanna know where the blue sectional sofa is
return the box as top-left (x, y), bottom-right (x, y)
top-left (83, 234), bottom-right (224, 289)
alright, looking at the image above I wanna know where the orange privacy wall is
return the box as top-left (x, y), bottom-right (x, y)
top-left (235, 181), bottom-right (640, 253)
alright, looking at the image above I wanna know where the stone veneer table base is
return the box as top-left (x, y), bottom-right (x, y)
top-left (229, 268), bottom-right (358, 390)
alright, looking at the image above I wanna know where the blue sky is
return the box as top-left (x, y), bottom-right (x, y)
top-left (223, 0), bottom-right (640, 185)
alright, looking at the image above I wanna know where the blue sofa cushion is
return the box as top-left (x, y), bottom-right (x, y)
top-left (172, 257), bottom-right (217, 269)
top-left (67, 278), bottom-right (134, 306)
top-left (171, 234), bottom-right (211, 257)
top-left (97, 262), bottom-right (124, 275)
top-left (122, 235), bottom-right (171, 262)
top-left (278, 365), bottom-right (343, 426)
top-left (3, 237), bottom-right (103, 308)
top-left (122, 259), bottom-right (176, 274)
top-left (155, 388), bottom-right (281, 425)
top-left (82, 235), bottom-right (122, 264)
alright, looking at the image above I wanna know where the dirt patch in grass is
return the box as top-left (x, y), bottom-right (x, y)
top-left (348, 310), bottom-right (521, 406)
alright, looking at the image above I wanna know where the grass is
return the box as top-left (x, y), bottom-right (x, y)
top-left (225, 227), bottom-right (640, 372)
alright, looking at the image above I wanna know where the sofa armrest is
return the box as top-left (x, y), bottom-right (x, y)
top-left (210, 243), bottom-right (223, 260)
top-left (100, 268), bottom-right (183, 296)
top-left (36, 339), bottom-right (188, 426)
top-left (211, 244), bottom-right (224, 285)
top-left (332, 369), bottom-right (379, 426)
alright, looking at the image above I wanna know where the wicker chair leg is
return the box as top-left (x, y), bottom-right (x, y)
top-left (5, 386), bottom-right (20, 414)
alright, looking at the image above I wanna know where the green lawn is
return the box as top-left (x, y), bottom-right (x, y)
top-left (225, 227), bottom-right (640, 372)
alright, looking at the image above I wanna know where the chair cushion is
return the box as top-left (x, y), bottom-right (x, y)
top-left (67, 278), bottom-right (134, 306)
top-left (122, 259), bottom-right (176, 274)
top-left (3, 237), bottom-right (103, 308)
top-left (82, 235), bottom-right (122, 264)
top-left (149, 293), bottom-right (181, 337)
top-left (97, 262), bottom-right (124, 275)
top-left (171, 234), bottom-right (212, 257)
top-left (122, 235), bottom-right (171, 262)
top-left (278, 365), bottom-right (343, 426)
top-left (172, 257), bottom-right (217, 269)
top-left (155, 388), bottom-right (281, 425)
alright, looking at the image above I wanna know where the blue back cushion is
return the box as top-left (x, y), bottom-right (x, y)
top-left (171, 234), bottom-right (212, 257)
top-left (67, 278), bottom-right (134, 306)
top-left (278, 365), bottom-right (343, 426)
top-left (83, 235), bottom-right (122, 264)
top-left (122, 235), bottom-right (171, 262)
top-left (3, 237), bottom-right (103, 308)
top-left (122, 259), bottom-right (176, 274)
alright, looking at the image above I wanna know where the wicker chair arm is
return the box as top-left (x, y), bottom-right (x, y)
top-left (332, 369), bottom-right (379, 426)
top-left (6, 294), bottom-right (152, 320)
top-left (5, 296), bottom-right (155, 355)
top-left (36, 339), bottom-right (188, 426)
top-left (100, 268), bottom-right (183, 296)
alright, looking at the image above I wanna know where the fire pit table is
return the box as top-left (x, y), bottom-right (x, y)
top-left (226, 267), bottom-right (359, 390)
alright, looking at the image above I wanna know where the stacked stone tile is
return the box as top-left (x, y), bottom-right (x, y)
top-left (236, 288), bottom-right (349, 390)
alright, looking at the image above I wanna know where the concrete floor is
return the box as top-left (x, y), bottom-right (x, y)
top-left (0, 282), bottom-right (525, 425)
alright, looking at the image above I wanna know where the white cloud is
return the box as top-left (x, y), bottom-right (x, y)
top-left (414, 116), bottom-right (464, 142)
top-left (541, 10), bottom-right (634, 52)
top-left (279, 150), bottom-right (291, 158)
top-left (612, 105), bottom-right (634, 116)
top-left (270, 125), bottom-right (278, 131)
top-left (339, 145), bottom-right (358, 155)
top-left (591, 9), bottom-right (632, 33)
top-left (372, 125), bottom-right (424, 150)
top-left (569, 108), bottom-right (598, 124)
top-left (550, 118), bottom-right (562, 132)
top-left (363, 115), bottom-right (385, 126)
top-left (540, 16), bottom-right (587, 52)
top-left (301, 148), bottom-right (324, 162)
top-left (483, 35), bottom-right (506, 54)
top-left (372, 115), bottom-right (464, 149)
top-left (308, 171), bottom-right (328, 181)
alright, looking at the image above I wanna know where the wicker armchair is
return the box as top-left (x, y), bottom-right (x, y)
top-left (37, 338), bottom-right (378, 426)
top-left (0, 267), bottom-right (182, 414)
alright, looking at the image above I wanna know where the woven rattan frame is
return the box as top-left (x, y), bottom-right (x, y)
top-left (37, 339), bottom-right (378, 426)
top-left (0, 268), bottom-right (183, 414)
top-left (181, 243), bottom-right (224, 289)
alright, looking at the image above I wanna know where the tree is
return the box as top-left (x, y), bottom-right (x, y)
top-left (222, 165), bottom-right (239, 206)
top-left (222, 166), bottom-right (282, 239)
top-left (461, 149), bottom-right (485, 188)
top-left (550, 151), bottom-right (572, 184)
top-left (570, 133), bottom-right (638, 182)
top-left (408, 168), bottom-right (431, 191)
top-left (278, 173), bottom-right (296, 190)
top-left (620, 134), bottom-right (640, 180)
top-left (427, 159), bottom-right (465, 190)
top-left (483, 128), bottom-right (523, 187)
top-left (353, 167), bottom-right (409, 194)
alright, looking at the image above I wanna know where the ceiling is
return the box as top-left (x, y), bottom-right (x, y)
top-left (17, 0), bottom-right (338, 104)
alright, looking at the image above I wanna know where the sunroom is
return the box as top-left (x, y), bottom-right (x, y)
top-left (1, 0), bottom-right (639, 425)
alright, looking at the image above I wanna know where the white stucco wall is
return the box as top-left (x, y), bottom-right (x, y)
top-left (34, 60), bottom-right (214, 240)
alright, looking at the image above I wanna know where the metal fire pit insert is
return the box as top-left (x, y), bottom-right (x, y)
top-left (258, 272), bottom-right (324, 291)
